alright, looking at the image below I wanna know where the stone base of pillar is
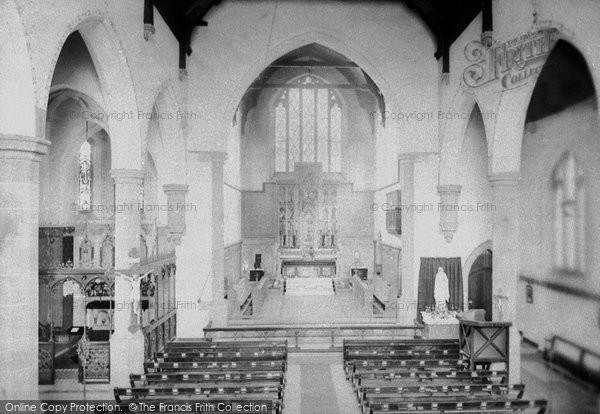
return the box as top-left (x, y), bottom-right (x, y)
top-left (508, 325), bottom-right (521, 383)
top-left (110, 331), bottom-right (144, 387)
top-left (177, 308), bottom-right (210, 338)
top-left (209, 300), bottom-right (229, 328)
top-left (396, 296), bottom-right (418, 326)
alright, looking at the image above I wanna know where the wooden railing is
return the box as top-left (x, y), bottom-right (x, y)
top-left (143, 311), bottom-right (177, 361)
top-left (204, 323), bottom-right (425, 348)
top-left (545, 335), bottom-right (600, 386)
top-left (38, 341), bottom-right (55, 384)
top-left (78, 341), bottom-right (110, 383)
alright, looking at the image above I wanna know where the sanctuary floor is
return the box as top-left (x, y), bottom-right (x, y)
top-left (231, 287), bottom-right (397, 325)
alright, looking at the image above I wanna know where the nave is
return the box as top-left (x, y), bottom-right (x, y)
top-left (42, 335), bottom-right (599, 413)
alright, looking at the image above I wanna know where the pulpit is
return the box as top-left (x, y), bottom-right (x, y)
top-left (459, 319), bottom-right (511, 371)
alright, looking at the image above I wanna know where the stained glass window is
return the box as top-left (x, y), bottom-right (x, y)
top-left (78, 140), bottom-right (92, 210)
top-left (274, 75), bottom-right (342, 172)
top-left (552, 152), bottom-right (584, 272)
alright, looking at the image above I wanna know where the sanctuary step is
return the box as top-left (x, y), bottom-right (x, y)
top-left (284, 277), bottom-right (333, 296)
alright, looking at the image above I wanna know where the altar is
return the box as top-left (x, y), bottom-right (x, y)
top-left (420, 311), bottom-right (460, 339)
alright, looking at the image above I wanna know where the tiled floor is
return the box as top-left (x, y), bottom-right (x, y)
top-left (520, 342), bottom-right (599, 414)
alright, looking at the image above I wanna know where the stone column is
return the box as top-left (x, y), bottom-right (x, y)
top-left (176, 151), bottom-right (227, 337)
top-left (489, 172), bottom-right (521, 383)
top-left (163, 184), bottom-right (189, 245)
top-left (109, 169), bottom-right (144, 387)
top-left (210, 153), bottom-right (227, 327)
top-left (0, 134), bottom-right (49, 398)
top-left (397, 154), bottom-right (416, 324)
top-left (438, 185), bottom-right (462, 242)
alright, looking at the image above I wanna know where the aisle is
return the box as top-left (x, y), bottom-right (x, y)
top-left (283, 353), bottom-right (360, 414)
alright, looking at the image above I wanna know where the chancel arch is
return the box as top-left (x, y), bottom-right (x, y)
top-left (224, 42), bottom-right (394, 322)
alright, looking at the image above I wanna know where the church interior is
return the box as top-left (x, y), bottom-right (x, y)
top-left (1, 0), bottom-right (600, 412)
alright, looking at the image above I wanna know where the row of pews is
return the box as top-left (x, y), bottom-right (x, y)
top-left (343, 338), bottom-right (548, 414)
top-left (113, 339), bottom-right (288, 413)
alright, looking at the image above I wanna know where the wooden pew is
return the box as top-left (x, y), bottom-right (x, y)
top-left (358, 383), bottom-right (526, 405)
top-left (166, 340), bottom-right (287, 350)
top-left (346, 350), bottom-right (459, 360)
top-left (145, 360), bottom-right (287, 373)
top-left (114, 385), bottom-right (284, 403)
top-left (363, 398), bottom-right (547, 414)
top-left (112, 399), bottom-right (280, 414)
top-left (130, 371), bottom-right (285, 388)
top-left (344, 339), bottom-right (459, 356)
top-left (345, 358), bottom-right (466, 377)
top-left (352, 369), bottom-right (509, 388)
top-left (154, 351), bottom-right (286, 363)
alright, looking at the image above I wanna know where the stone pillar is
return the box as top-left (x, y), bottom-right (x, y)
top-left (109, 169), bottom-right (144, 387)
top-left (397, 155), bottom-right (416, 324)
top-left (438, 185), bottom-right (462, 243)
top-left (489, 172), bottom-right (521, 383)
top-left (163, 184), bottom-right (189, 245)
top-left (210, 153), bottom-right (227, 327)
top-left (176, 151), bottom-right (227, 337)
top-left (0, 134), bottom-right (49, 398)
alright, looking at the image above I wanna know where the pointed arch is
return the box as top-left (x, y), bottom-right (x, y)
top-left (221, 32), bottom-right (395, 149)
top-left (439, 88), bottom-right (492, 185)
top-left (0, 1), bottom-right (37, 136)
top-left (42, 16), bottom-right (142, 169)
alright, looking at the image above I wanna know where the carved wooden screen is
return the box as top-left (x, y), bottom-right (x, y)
top-left (278, 183), bottom-right (338, 249)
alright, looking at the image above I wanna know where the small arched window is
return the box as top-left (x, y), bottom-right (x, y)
top-left (78, 140), bottom-right (92, 210)
top-left (552, 152), bottom-right (584, 272)
top-left (275, 75), bottom-right (342, 172)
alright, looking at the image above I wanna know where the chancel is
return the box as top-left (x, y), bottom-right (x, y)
top-left (1, 0), bottom-right (600, 412)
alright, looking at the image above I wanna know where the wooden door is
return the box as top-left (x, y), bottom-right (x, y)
top-left (468, 251), bottom-right (493, 321)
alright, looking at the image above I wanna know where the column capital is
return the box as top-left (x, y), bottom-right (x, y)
top-left (398, 151), bottom-right (436, 164)
top-left (437, 184), bottom-right (462, 194)
top-left (0, 134), bottom-right (50, 158)
top-left (111, 169), bottom-right (145, 184)
top-left (189, 150), bottom-right (227, 164)
top-left (488, 172), bottom-right (521, 186)
top-left (163, 183), bottom-right (189, 194)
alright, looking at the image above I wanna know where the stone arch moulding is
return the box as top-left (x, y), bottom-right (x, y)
top-left (0, 1), bottom-right (37, 136)
top-left (41, 14), bottom-right (142, 170)
top-left (47, 86), bottom-right (109, 133)
top-left (145, 80), bottom-right (187, 184)
top-left (490, 28), bottom-right (598, 175)
top-left (219, 30), bottom-right (397, 150)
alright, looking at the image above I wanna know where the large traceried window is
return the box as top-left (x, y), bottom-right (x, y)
top-left (275, 76), bottom-right (342, 172)
top-left (78, 140), bottom-right (92, 210)
top-left (552, 152), bottom-right (585, 272)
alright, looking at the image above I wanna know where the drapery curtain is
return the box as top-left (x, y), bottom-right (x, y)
top-left (417, 257), bottom-right (463, 322)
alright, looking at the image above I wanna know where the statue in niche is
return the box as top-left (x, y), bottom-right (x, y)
top-left (79, 234), bottom-right (93, 267)
top-left (140, 236), bottom-right (148, 262)
top-left (330, 207), bottom-right (337, 247)
top-left (279, 207), bottom-right (286, 247)
top-left (434, 267), bottom-right (450, 311)
top-left (100, 235), bottom-right (114, 268)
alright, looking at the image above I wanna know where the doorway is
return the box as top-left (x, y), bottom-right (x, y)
top-left (468, 250), bottom-right (492, 321)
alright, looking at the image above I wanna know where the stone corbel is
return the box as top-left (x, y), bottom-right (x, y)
top-left (163, 184), bottom-right (189, 245)
top-left (438, 185), bottom-right (462, 243)
top-left (143, 23), bottom-right (155, 41)
top-left (481, 30), bottom-right (493, 48)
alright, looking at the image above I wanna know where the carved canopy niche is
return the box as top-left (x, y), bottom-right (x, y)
top-left (277, 163), bottom-right (338, 252)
